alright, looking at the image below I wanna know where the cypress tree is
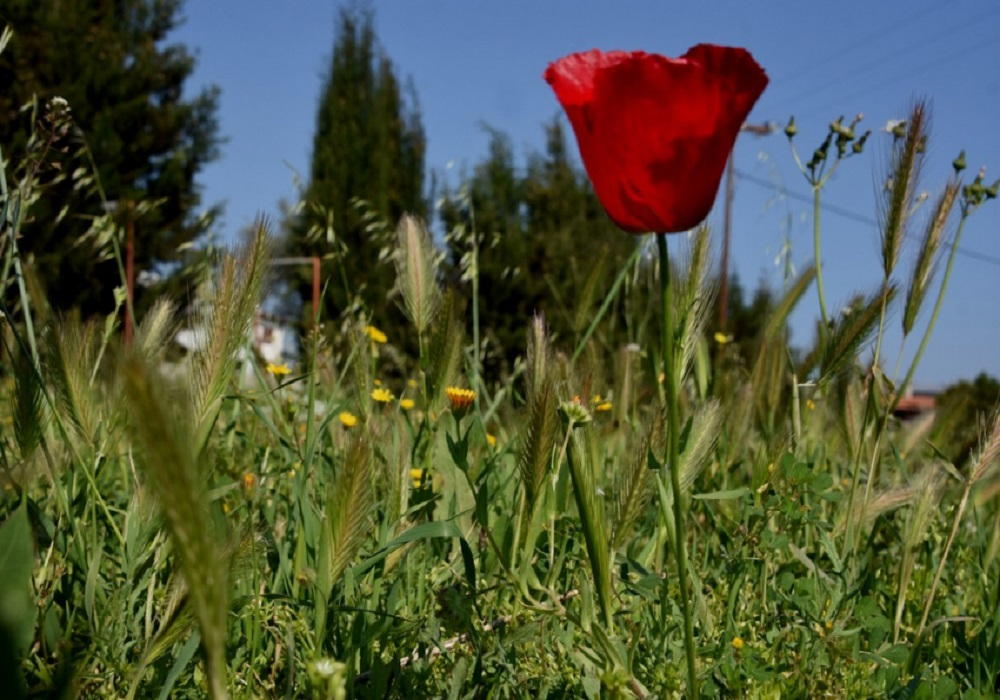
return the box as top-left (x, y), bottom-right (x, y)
top-left (0, 0), bottom-right (221, 316)
top-left (290, 7), bottom-right (426, 336)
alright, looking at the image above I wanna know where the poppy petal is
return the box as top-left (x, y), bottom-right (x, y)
top-left (545, 45), bottom-right (769, 234)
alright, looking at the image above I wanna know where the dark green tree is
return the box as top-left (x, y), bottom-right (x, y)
top-left (0, 0), bottom-right (221, 316)
top-left (289, 6), bottom-right (426, 335)
top-left (932, 372), bottom-right (1000, 465)
top-left (440, 118), bottom-right (635, 375)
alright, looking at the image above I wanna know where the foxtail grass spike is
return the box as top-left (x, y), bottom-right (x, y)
top-left (190, 217), bottom-right (271, 453)
top-left (394, 214), bottom-right (441, 335)
top-left (903, 182), bottom-right (958, 337)
top-left (123, 357), bottom-right (229, 699)
top-left (879, 101), bottom-right (928, 279)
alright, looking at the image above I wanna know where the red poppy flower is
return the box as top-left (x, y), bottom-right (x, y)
top-left (544, 45), bottom-right (768, 234)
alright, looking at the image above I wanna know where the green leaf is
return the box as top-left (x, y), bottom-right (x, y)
top-left (693, 487), bottom-right (750, 501)
top-left (0, 504), bottom-right (35, 654)
top-left (157, 632), bottom-right (201, 700)
top-left (352, 522), bottom-right (467, 577)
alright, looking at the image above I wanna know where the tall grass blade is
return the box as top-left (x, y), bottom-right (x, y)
top-left (821, 285), bottom-right (898, 380)
top-left (190, 217), bottom-right (271, 452)
top-left (517, 378), bottom-right (559, 508)
top-left (426, 288), bottom-right (465, 413)
top-left (903, 182), bottom-right (957, 337)
top-left (612, 408), bottom-right (665, 551)
top-left (879, 101), bottom-right (928, 279)
top-left (323, 430), bottom-right (377, 590)
top-left (764, 265), bottom-right (816, 342)
top-left (565, 428), bottom-right (612, 630)
top-left (12, 346), bottom-right (44, 462)
top-left (122, 357), bottom-right (229, 699)
top-left (525, 313), bottom-right (550, 406)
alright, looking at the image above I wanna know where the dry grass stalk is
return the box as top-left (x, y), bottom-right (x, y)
top-left (903, 182), bottom-right (958, 337)
top-left (394, 214), bottom-right (441, 336)
top-left (879, 101), bottom-right (928, 279)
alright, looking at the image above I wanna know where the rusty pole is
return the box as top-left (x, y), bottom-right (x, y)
top-left (124, 201), bottom-right (135, 345)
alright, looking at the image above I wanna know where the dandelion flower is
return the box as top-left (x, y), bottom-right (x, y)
top-left (486, 433), bottom-right (497, 447)
top-left (365, 325), bottom-right (388, 344)
top-left (400, 398), bottom-right (415, 410)
top-left (339, 411), bottom-right (358, 428)
top-left (372, 388), bottom-right (394, 403)
top-left (732, 637), bottom-right (744, 650)
top-left (266, 362), bottom-right (291, 376)
top-left (446, 387), bottom-right (475, 411)
top-left (242, 473), bottom-right (256, 498)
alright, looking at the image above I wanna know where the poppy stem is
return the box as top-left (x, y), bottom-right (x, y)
top-left (656, 232), bottom-right (698, 696)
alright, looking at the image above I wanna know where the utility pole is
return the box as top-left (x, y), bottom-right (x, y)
top-left (718, 122), bottom-right (775, 331)
top-left (124, 200), bottom-right (135, 345)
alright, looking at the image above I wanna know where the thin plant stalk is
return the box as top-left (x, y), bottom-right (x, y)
top-left (812, 185), bottom-right (830, 332)
top-left (571, 242), bottom-right (642, 364)
top-left (897, 211), bottom-right (970, 401)
top-left (657, 232), bottom-right (697, 697)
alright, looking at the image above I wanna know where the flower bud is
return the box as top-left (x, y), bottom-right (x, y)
top-left (985, 179), bottom-right (999, 200)
top-left (952, 150), bottom-right (967, 174)
top-left (558, 397), bottom-right (592, 427)
top-left (784, 116), bottom-right (797, 139)
top-left (852, 130), bottom-right (871, 154)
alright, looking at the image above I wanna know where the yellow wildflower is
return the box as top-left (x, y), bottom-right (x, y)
top-left (365, 325), bottom-right (388, 344)
top-left (714, 332), bottom-right (733, 345)
top-left (371, 388), bottom-right (394, 403)
top-left (596, 401), bottom-right (613, 412)
top-left (486, 433), bottom-right (497, 447)
top-left (242, 473), bottom-right (256, 498)
top-left (400, 398), bottom-right (415, 410)
top-left (266, 362), bottom-right (291, 376)
top-left (407, 378), bottom-right (419, 389)
top-left (446, 387), bottom-right (475, 411)
top-left (410, 468), bottom-right (425, 488)
top-left (222, 502), bottom-right (230, 514)
top-left (806, 398), bottom-right (816, 411)
top-left (731, 637), bottom-right (744, 650)
top-left (339, 411), bottom-right (358, 428)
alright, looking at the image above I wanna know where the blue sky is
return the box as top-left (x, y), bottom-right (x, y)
top-left (172, 0), bottom-right (999, 389)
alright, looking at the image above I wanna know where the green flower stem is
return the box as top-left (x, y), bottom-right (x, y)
top-left (812, 185), bottom-right (830, 334)
top-left (897, 211), bottom-right (969, 402)
top-left (657, 232), bottom-right (698, 697)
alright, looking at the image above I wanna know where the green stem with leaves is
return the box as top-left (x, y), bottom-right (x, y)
top-left (657, 232), bottom-right (697, 697)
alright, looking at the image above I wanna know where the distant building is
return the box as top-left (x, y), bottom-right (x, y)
top-left (894, 390), bottom-right (936, 421)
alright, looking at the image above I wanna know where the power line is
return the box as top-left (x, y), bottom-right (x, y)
top-left (788, 11), bottom-right (993, 105)
top-left (795, 32), bottom-right (998, 122)
top-left (734, 168), bottom-right (1000, 268)
top-left (778, 0), bottom-right (944, 86)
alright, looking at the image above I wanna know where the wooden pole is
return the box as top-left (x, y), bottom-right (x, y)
top-left (124, 201), bottom-right (135, 345)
